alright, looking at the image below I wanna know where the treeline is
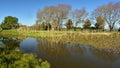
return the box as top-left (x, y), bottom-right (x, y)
top-left (35, 2), bottom-right (120, 31)
top-left (0, 2), bottom-right (120, 31)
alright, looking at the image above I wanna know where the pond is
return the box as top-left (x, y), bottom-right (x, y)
top-left (0, 37), bottom-right (120, 68)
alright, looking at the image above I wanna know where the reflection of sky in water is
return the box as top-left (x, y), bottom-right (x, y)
top-left (20, 37), bottom-right (38, 53)
top-left (19, 38), bottom-right (120, 68)
top-left (0, 38), bottom-right (3, 45)
top-left (0, 41), bottom-right (3, 45)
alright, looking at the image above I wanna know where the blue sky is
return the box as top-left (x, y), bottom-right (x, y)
top-left (0, 0), bottom-right (118, 26)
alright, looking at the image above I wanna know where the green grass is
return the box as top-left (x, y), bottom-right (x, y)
top-left (0, 30), bottom-right (67, 37)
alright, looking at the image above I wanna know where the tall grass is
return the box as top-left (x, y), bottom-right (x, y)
top-left (44, 32), bottom-right (120, 54)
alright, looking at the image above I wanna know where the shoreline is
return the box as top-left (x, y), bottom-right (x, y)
top-left (0, 30), bottom-right (120, 54)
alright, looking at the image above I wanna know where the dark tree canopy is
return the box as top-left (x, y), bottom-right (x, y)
top-left (83, 19), bottom-right (91, 29)
top-left (65, 19), bottom-right (73, 30)
top-left (1, 16), bottom-right (19, 30)
top-left (95, 16), bottom-right (105, 29)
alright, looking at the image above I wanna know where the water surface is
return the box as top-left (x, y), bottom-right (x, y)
top-left (0, 37), bottom-right (120, 68)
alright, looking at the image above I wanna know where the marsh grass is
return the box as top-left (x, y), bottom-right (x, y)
top-left (45, 31), bottom-right (120, 54)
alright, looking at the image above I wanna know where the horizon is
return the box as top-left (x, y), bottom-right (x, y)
top-left (0, 0), bottom-right (119, 26)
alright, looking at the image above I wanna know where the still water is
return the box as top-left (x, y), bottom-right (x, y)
top-left (0, 37), bottom-right (120, 68)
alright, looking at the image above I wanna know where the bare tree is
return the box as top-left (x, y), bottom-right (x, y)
top-left (37, 4), bottom-right (71, 30)
top-left (56, 4), bottom-right (71, 30)
top-left (52, 19), bottom-right (59, 30)
top-left (37, 6), bottom-right (57, 30)
top-left (92, 2), bottom-right (120, 31)
top-left (71, 8), bottom-right (88, 31)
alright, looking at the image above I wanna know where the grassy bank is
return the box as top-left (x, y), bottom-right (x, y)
top-left (54, 32), bottom-right (120, 54)
top-left (0, 30), bottom-right (120, 54)
top-left (0, 30), bottom-right (67, 38)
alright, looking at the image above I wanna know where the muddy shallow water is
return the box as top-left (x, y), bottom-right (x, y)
top-left (0, 37), bottom-right (120, 68)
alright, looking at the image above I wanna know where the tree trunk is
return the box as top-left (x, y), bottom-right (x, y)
top-left (74, 27), bottom-right (76, 31)
top-left (6, 63), bottom-right (9, 68)
top-left (109, 26), bottom-right (113, 32)
top-left (109, 24), bottom-right (113, 32)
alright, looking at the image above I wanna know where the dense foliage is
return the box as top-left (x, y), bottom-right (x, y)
top-left (95, 16), bottom-right (105, 29)
top-left (0, 43), bottom-right (50, 68)
top-left (83, 19), bottom-right (91, 29)
top-left (65, 19), bottom-right (73, 30)
top-left (1, 16), bottom-right (19, 30)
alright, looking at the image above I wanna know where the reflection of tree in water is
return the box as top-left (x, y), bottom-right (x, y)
top-left (66, 43), bottom-right (85, 56)
top-left (37, 38), bottom-right (70, 58)
top-left (2, 37), bottom-right (20, 50)
top-left (37, 38), bottom-right (85, 58)
top-left (91, 48), bottom-right (120, 61)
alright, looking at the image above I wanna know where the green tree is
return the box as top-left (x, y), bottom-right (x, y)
top-left (0, 24), bottom-right (2, 31)
top-left (40, 22), bottom-right (45, 30)
top-left (65, 19), bottom-right (73, 30)
top-left (83, 19), bottom-right (91, 29)
top-left (1, 16), bottom-right (19, 30)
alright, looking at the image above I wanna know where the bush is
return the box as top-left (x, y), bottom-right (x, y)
top-left (0, 45), bottom-right (50, 68)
